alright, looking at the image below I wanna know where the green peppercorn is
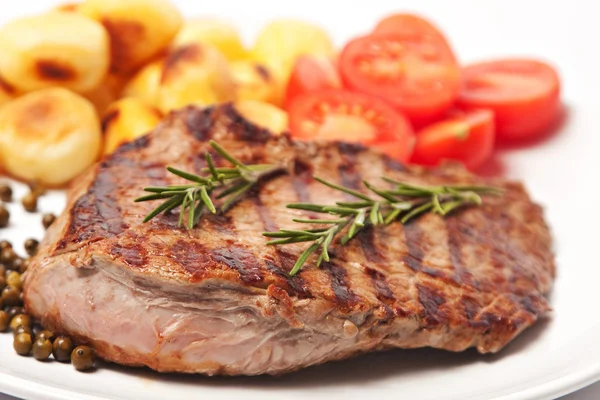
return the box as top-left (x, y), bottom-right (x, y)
top-left (13, 258), bottom-right (26, 274)
top-left (42, 213), bottom-right (56, 229)
top-left (29, 182), bottom-right (46, 198)
top-left (0, 184), bottom-right (12, 202)
top-left (71, 346), bottom-right (95, 371)
top-left (7, 306), bottom-right (24, 319)
top-left (23, 238), bottom-right (39, 256)
top-left (21, 192), bottom-right (37, 213)
top-left (10, 314), bottom-right (31, 331)
top-left (18, 258), bottom-right (29, 274)
top-left (0, 310), bottom-right (9, 332)
top-left (52, 336), bottom-right (74, 362)
top-left (0, 248), bottom-right (16, 268)
top-left (1, 286), bottom-right (21, 306)
top-left (0, 205), bottom-right (9, 228)
top-left (36, 330), bottom-right (56, 343)
top-left (6, 271), bottom-right (21, 290)
top-left (13, 333), bottom-right (32, 356)
top-left (0, 240), bottom-right (12, 251)
top-left (13, 325), bottom-right (33, 337)
top-left (32, 338), bottom-right (53, 361)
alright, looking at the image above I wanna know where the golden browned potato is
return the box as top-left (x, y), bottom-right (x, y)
top-left (0, 76), bottom-right (18, 110)
top-left (252, 20), bottom-right (335, 82)
top-left (82, 82), bottom-right (116, 115)
top-left (0, 13), bottom-right (109, 93)
top-left (157, 44), bottom-right (236, 113)
top-left (230, 60), bottom-right (280, 105)
top-left (82, 70), bottom-right (132, 114)
top-left (54, 2), bottom-right (80, 12)
top-left (235, 100), bottom-right (288, 135)
top-left (0, 88), bottom-right (101, 186)
top-left (122, 60), bottom-right (163, 105)
top-left (80, 0), bottom-right (182, 73)
top-left (172, 18), bottom-right (247, 61)
top-left (102, 97), bottom-right (162, 155)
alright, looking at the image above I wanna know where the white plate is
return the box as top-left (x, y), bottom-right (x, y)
top-left (0, 0), bottom-right (599, 399)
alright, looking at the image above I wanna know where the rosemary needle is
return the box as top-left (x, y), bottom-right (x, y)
top-left (135, 140), bottom-right (282, 228)
top-left (264, 177), bottom-right (502, 275)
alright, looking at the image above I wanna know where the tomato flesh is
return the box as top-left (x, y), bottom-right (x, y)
top-left (339, 33), bottom-right (461, 126)
top-left (285, 55), bottom-right (341, 109)
top-left (411, 109), bottom-right (495, 170)
top-left (288, 89), bottom-right (415, 162)
top-left (457, 59), bottom-right (561, 141)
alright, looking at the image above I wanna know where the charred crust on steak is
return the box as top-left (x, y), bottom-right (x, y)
top-left (417, 283), bottom-right (448, 326)
top-left (266, 284), bottom-right (303, 328)
top-left (110, 242), bottom-right (148, 268)
top-left (322, 261), bottom-right (360, 309)
top-left (184, 106), bottom-right (215, 142)
top-left (211, 245), bottom-right (265, 284)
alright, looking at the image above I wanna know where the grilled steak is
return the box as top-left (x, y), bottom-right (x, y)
top-left (23, 104), bottom-right (555, 375)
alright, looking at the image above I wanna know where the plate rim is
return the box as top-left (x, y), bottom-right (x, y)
top-left (0, 362), bottom-right (599, 400)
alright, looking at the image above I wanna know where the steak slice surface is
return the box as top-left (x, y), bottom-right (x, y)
top-left (23, 104), bottom-right (555, 375)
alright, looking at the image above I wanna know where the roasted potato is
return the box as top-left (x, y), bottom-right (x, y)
top-left (122, 60), bottom-right (163, 105)
top-left (82, 82), bottom-right (117, 115)
top-left (82, 70), bottom-right (130, 114)
top-left (54, 2), bottom-right (80, 12)
top-left (102, 97), bottom-right (162, 155)
top-left (252, 20), bottom-right (335, 83)
top-left (231, 60), bottom-right (280, 105)
top-left (80, 0), bottom-right (182, 73)
top-left (0, 13), bottom-right (109, 93)
top-left (157, 44), bottom-right (236, 113)
top-left (235, 100), bottom-right (288, 135)
top-left (0, 76), bottom-right (17, 110)
top-left (0, 88), bottom-right (101, 186)
top-left (173, 18), bottom-right (247, 61)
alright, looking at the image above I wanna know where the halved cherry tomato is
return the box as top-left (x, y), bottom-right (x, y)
top-left (456, 59), bottom-right (561, 141)
top-left (339, 33), bottom-right (461, 127)
top-left (285, 55), bottom-right (341, 109)
top-left (411, 109), bottom-right (495, 170)
top-left (289, 89), bottom-right (415, 162)
top-left (373, 13), bottom-right (455, 60)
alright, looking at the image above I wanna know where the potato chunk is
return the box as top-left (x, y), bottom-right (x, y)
top-left (54, 2), bottom-right (80, 12)
top-left (0, 76), bottom-right (18, 109)
top-left (102, 97), bottom-right (162, 155)
top-left (234, 100), bottom-right (288, 135)
top-left (80, 0), bottom-right (182, 73)
top-left (122, 60), bottom-right (163, 105)
top-left (0, 88), bottom-right (101, 186)
top-left (157, 44), bottom-right (236, 113)
top-left (231, 61), bottom-right (280, 105)
top-left (252, 20), bottom-right (335, 82)
top-left (0, 13), bottom-right (110, 93)
top-left (173, 18), bottom-right (247, 61)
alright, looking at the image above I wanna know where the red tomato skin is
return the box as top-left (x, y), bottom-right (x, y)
top-left (284, 56), bottom-right (341, 110)
top-left (288, 89), bottom-right (415, 162)
top-left (339, 34), bottom-right (461, 126)
top-left (411, 109), bottom-right (495, 170)
top-left (456, 59), bottom-right (561, 141)
top-left (373, 13), bottom-right (456, 61)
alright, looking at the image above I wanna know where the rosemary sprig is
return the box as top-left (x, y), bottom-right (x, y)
top-left (135, 140), bottom-right (282, 228)
top-left (264, 177), bottom-right (502, 275)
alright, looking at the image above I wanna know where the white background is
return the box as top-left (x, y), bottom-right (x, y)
top-left (0, 1), bottom-right (599, 399)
